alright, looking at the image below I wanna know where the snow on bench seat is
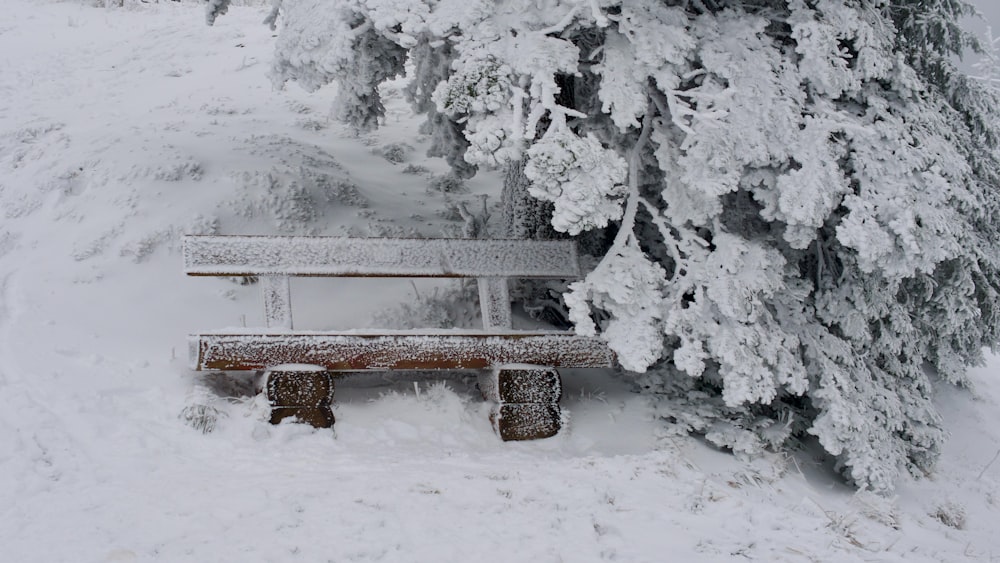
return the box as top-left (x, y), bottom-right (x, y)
top-left (190, 332), bottom-right (615, 371)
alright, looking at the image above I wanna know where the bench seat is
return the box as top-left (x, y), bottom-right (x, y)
top-left (190, 331), bottom-right (615, 371)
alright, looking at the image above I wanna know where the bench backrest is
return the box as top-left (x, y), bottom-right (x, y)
top-left (183, 236), bottom-right (581, 330)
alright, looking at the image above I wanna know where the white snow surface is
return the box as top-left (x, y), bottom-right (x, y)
top-left (0, 2), bottom-right (999, 562)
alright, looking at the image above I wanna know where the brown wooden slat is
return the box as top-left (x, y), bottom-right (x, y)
top-left (191, 332), bottom-right (614, 371)
top-left (183, 236), bottom-right (581, 278)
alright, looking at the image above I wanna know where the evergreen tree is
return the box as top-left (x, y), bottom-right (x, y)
top-left (210, 0), bottom-right (1000, 492)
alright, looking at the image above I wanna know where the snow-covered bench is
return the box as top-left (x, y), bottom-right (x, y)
top-left (183, 235), bottom-right (614, 440)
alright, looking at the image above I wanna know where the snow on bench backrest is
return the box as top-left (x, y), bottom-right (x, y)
top-left (182, 236), bottom-right (581, 278)
top-left (183, 236), bottom-right (581, 331)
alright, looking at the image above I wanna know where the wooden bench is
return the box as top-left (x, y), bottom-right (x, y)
top-left (183, 235), bottom-right (614, 440)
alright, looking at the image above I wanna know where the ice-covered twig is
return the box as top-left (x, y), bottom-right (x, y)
top-left (610, 101), bottom-right (655, 251)
top-left (588, 0), bottom-right (609, 27)
top-left (977, 448), bottom-right (1000, 480)
top-left (524, 101), bottom-right (549, 141)
top-left (551, 104), bottom-right (588, 120)
top-left (535, 6), bottom-right (580, 36)
top-left (509, 85), bottom-right (527, 142)
top-left (349, 21), bottom-right (374, 39)
top-left (457, 195), bottom-right (492, 239)
top-left (650, 88), bottom-right (694, 136)
top-left (648, 78), bottom-right (729, 136)
top-left (638, 197), bottom-right (682, 279)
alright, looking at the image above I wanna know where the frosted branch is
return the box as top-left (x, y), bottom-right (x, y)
top-left (509, 86), bottom-right (527, 142)
top-left (349, 21), bottom-right (374, 39)
top-left (588, 0), bottom-right (609, 27)
top-left (535, 6), bottom-right (580, 36)
top-left (660, 89), bottom-right (695, 135)
top-left (610, 101), bottom-right (655, 251)
top-left (550, 104), bottom-right (588, 120)
top-left (638, 197), bottom-right (681, 279)
top-left (524, 102), bottom-right (548, 140)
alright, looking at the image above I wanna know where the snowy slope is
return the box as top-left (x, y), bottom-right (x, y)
top-left (1, 2), bottom-right (999, 562)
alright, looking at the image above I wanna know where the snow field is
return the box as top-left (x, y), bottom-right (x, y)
top-left (0, 1), bottom-right (998, 561)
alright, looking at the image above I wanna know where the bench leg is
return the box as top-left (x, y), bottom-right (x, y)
top-left (479, 367), bottom-right (562, 441)
top-left (265, 370), bottom-right (335, 429)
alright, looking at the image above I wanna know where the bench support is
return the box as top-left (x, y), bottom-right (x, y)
top-left (479, 366), bottom-right (562, 441)
top-left (261, 275), bottom-right (293, 329)
top-left (478, 277), bottom-right (512, 330)
top-left (264, 365), bottom-right (563, 438)
top-left (266, 369), bottom-right (335, 428)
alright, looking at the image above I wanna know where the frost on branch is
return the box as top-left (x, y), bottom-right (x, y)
top-left (462, 115), bottom-right (517, 168)
top-left (331, 29), bottom-right (406, 131)
top-left (594, 1), bottom-right (692, 130)
top-left (664, 234), bottom-right (807, 406)
top-left (270, 0), bottom-right (356, 92)
top-left (271, 0), bottom-right (405, 131)
top-left (362, 0), bottom-right (429, 47)
top-left (833, 99), bottom-right (968, 279)
top-left (404, 37), bottom-right (477, 177)
top-left (433, 58), bottom-right (512, 116)
top-left (432, 58), bottom-right (518, 168)
top-left (524, 131), bottom-right (627, 235)
top-left (565, 240), bottom-right (665, 372)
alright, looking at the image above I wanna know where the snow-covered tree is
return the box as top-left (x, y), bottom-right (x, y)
top-left (209, 0), bottom-right (1000, 492)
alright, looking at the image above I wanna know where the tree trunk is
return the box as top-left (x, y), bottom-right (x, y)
top-left (500, 158), bottom-right (573, 327)
top-left (500, 158), bottom-right (557, 240)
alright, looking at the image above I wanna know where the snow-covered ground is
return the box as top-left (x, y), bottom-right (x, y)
top-left (1, 2), bottom-right (999, 561)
